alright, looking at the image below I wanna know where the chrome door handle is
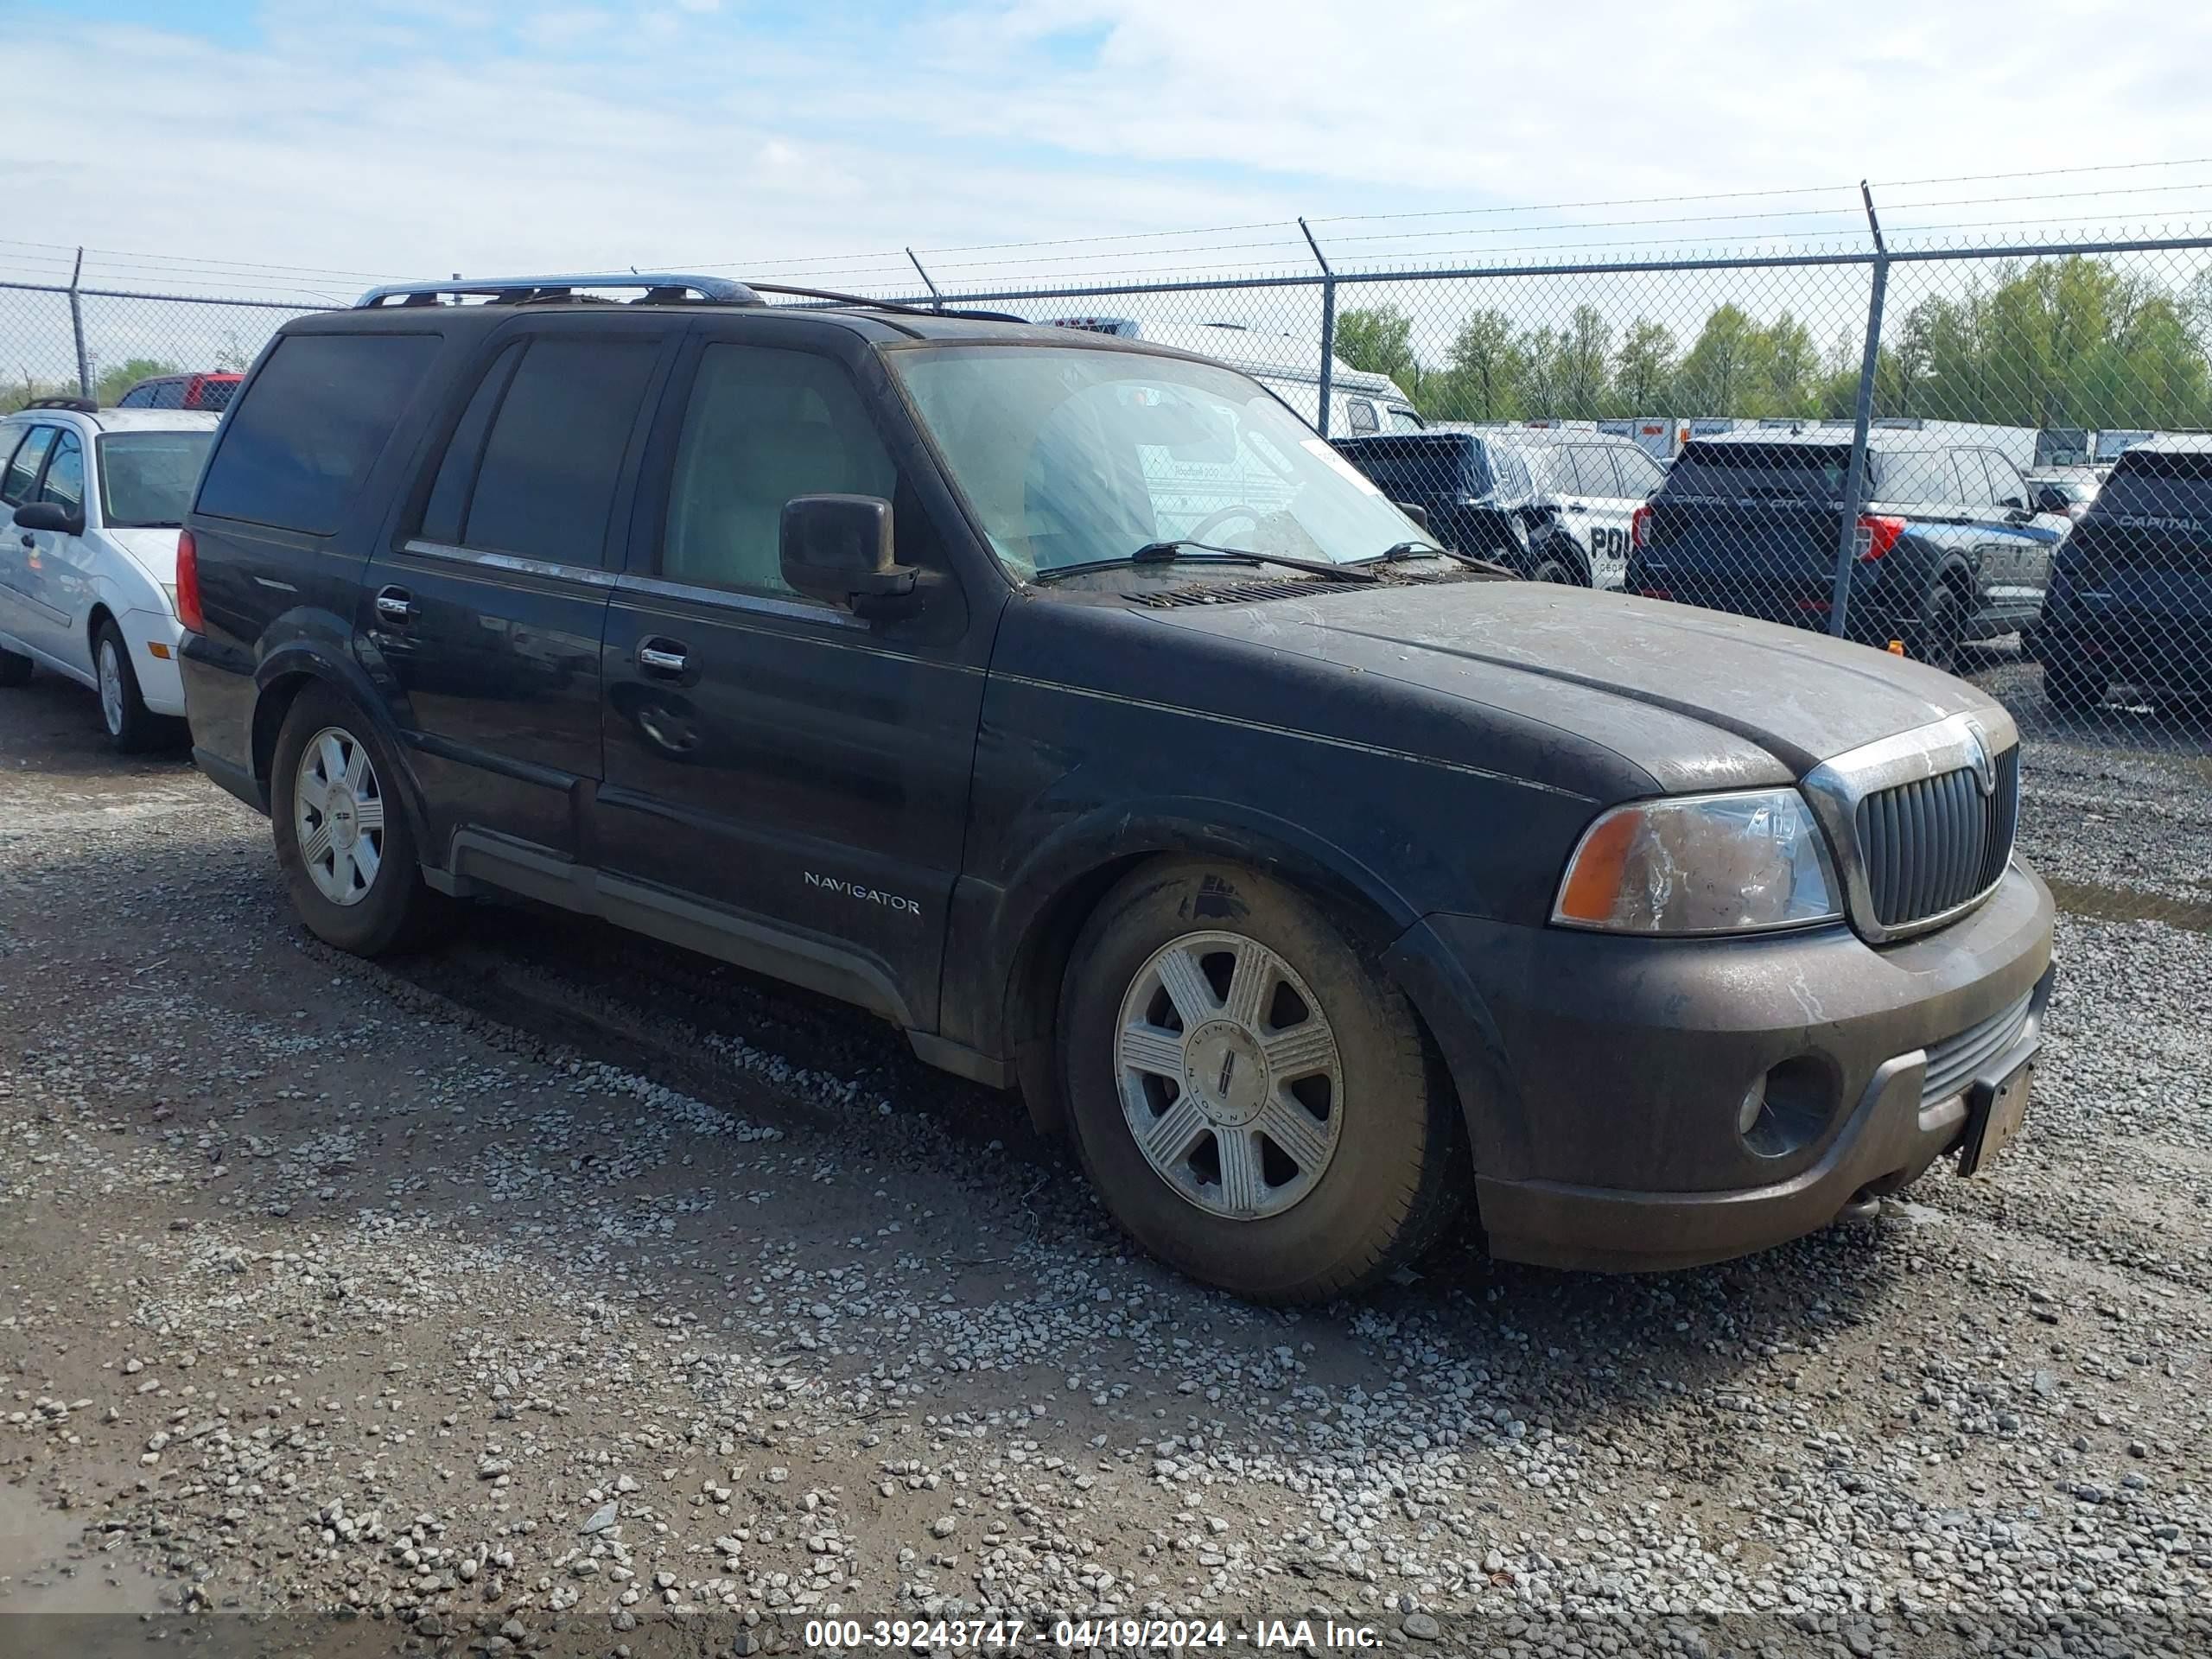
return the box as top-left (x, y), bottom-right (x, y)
top-left (375, 586), bottom-right (416, 621)
top-left (639, 645), bottom-right (689, 675)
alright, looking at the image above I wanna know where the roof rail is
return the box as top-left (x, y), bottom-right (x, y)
top-left (354, 273), bottom-right (764, 308)
top-left (22, 395), bottom-right (99, 413)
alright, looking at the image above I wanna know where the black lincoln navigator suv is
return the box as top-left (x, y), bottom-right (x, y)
top-left (176, 273), bottom-right (2056, 1301)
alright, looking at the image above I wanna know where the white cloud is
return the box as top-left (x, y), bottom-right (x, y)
top-left (2, 0), bottom-right (2206, 306)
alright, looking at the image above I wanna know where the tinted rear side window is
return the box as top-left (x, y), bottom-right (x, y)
top-left (196, 333), bottom-right (441, 535)
top-left (195, 378), bottom-right (239, 411)
top-left (419, 342), bottom-right (526, 546)
top-left (461, 337), bottom-right (660, 569)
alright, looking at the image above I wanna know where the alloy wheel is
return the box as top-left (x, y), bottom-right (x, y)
top-left (293, 726), bottom-right (387, 906)
top-left (1114, 931), bottom-right (1344, 1220)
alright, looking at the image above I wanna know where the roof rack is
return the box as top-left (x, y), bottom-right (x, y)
top-left (20, 395), bottom-right (99, 413)
top-left (354, 273), bottom-right (764, 308)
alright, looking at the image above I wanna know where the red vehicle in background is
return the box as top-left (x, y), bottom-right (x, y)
top-left (113, 372), bottom-right (243, 411)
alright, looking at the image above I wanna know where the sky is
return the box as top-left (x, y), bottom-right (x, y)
top-left (3, 0), bottom-right (2209, 308)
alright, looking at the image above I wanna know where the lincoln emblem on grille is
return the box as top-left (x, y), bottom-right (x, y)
top-left (1962, 718), bottom-right (1997, 798)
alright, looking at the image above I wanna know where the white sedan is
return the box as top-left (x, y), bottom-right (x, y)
top-left (0, 400), bottom-right (219, 750)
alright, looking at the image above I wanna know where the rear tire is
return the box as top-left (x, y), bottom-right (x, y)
top-left (0, 645), bottom-right (29, 687)
top-left (1058, 860), bottom-right (1464, 1303)
top-left (2044, 658), bottom-right (2107, 715)
top-left (270, 685), bottom-right (438, 957)
top-left (1909, 582), bottom-right (1965, 672)
top-left (1522, 537), bottom-right (1586, 587)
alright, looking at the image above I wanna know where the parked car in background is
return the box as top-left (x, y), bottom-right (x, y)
top-left (178, 272), bottom-right (2052, 1302)
top-left (1039, 316), bottom-right (1423, 438)
top-left (2035, 435), bottom-right (2212, 713)
top-left (1331, 429), bottom-right (1548, 569)
top-left (113, 371), bottom-right (244, 411)
top-left (1505, 429), bottom-right (1670, 589)
top-left (2026, 468), bottom-right (2100, 522)
top-left (1625, 429), bottom-right (2070, 669)
top-left (0, 397), bottom-right (219, 747)
top-left (2093, 429), bottom-right (2158, 465)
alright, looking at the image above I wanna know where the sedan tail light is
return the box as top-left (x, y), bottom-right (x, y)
top-left (175, 529), bottom-right (205, 634)
top-left (1630, 504), bottom-right (1652, 550)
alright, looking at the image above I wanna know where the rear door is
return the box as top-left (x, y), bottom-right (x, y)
top-left (359, 321), bottom-right (677, 863)
top-left (595, 322), bottom-right (989, 1032)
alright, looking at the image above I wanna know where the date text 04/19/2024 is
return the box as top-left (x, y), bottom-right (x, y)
top-left (801, 1618), bottom-right (1382, 1649)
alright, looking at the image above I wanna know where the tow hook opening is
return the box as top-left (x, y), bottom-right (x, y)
top-left (1837, 1185), bottom-right (1884, 1224)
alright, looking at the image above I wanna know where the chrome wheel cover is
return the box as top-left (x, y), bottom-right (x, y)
top-left (1114, 930), bottom-right (1344, 1220)
top-left (292, 726), bottom-right (386, 906)
top-left (98, 639), bottom-right (125, 734)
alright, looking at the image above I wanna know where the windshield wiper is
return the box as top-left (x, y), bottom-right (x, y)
top-left (1034, 540), bottom-right (1380, 585)
top-left (1367, 539), bottom-right (1517, 576)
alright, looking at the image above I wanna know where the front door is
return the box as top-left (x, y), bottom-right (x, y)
top-left (0, 424), bottom-right (60, 656)
top-left (358, 321), bottom-right (677, 862)
top-left (19, 426), bottom-right (94, 663)
top-left (596, 326), bottom-right (989, 1033)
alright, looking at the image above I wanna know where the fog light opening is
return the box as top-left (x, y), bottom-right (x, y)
top-left (1739, 1056), bottom-right (1837, 1159)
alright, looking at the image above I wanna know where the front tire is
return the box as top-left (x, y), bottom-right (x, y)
top-left (270, 686), bottom-right (435, 957)
top-left (1058, 861), bottom-right (1464, 1302)
top-left (1523, 537), bottom-right (1586, 586)
top-left (93, 619), bottom-right (165, 753)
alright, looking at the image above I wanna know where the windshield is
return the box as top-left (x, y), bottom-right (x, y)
top-left (99, 430), bottom-right (214, 527)
top-left (891, 346), bottom-right (1427, 579)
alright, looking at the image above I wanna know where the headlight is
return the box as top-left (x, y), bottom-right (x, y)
top-left (1554, 788), bottom-right (1842, 935)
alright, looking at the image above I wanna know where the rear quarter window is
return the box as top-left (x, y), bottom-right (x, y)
top-left (195, 333), bottom-right (441, 535)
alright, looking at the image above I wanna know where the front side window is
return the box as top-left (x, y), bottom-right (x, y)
top-left (2, 425), bottom-right (55, 505)
top-left (461, 336), bottom-right (660, 568)
top-left (99, 430), bottom-right (216, 528)
top-left (35, 429), bottom-right (85, 512)
top-left (892, 346), bottom-right (1422, 580)
top-left (1344, 398), bottom-right (1378, 435)
top-left (197, 332), bottom-right (441, 534)
top-left (662, 343), bottom-right (899, 599)
top-left (117, 385), bottom-right (153, 408)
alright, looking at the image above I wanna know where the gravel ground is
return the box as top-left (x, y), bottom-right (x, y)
top-left (3, 659), bottom-right (2211, 1659)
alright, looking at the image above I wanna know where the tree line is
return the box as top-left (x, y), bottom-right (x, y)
top-left (1334, 255), bottom-right (2212, 432)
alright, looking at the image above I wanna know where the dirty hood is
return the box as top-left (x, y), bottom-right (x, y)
top-left (1140, 579), bottom-right (2011, 795)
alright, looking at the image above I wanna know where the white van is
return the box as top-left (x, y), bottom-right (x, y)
top-left (1037, 317), bottom-right (1424, 439)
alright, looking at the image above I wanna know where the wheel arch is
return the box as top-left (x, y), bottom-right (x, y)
top-left (249, 643), bottom-right (435, 861)
top-left (993, 803), bottom-right (1445, 1142)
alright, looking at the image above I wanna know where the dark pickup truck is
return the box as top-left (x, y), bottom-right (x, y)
top-left (175, 273), bottom-right (2055, 1301)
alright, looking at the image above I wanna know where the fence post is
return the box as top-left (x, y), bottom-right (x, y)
top-left (1827, 184), bottom-right (1888, 639)
top-left (906, 248), bottom-right (944, 313)
top-left (67, 246), bottom-right (92, 397)
top-left (1299, 218), bottom-right (1336, 438)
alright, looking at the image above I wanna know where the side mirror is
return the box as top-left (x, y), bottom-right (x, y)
top-left (1394, 501), bottom-right (1431, 531)
top-left (14, 500), bottom-right (84, 537)
top-left (779, 494), bottom-right (916, 618)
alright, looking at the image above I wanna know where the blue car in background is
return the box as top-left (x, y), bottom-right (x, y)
top-left (1624, 429), bottom-right (2071, 671)
top-left (2036, 435), bottom-right (2212, 713)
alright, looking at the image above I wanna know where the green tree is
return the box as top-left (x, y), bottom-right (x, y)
top-left (1556, 305), bottom-right (1611, 419)
top-left (1750, 311), bottom-right (1819, 417)
top-left (1673, 304), bottom-right (1760, 416)
top-left (1427, 308), bottom-right (1522, 421)
top-left (1611, 319), bottom-right (1677, 413)
top-left (1332, 307), bottom-right (1416, 385)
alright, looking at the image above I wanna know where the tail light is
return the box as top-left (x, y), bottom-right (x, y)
top-left (1853, 514), bottom-right (1906, 561)
top-left (175, 529), bottom-right (205, 634)
top-left (1634, 586), bottom-right (1673, 601)
top-left (1630, 504), bottom-right (1652, 550)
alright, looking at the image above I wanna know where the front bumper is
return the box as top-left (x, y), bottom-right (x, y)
top-left (119, 607), bottom-right (187, 716)
top-left (1387, 859), bottom-right (2056, 1271)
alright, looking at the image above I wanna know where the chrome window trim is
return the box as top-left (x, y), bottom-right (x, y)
top-left (1800, 709), bottom-right (2020, 944)
top-left (613, 571), bottom-right (869, 632)
top-left (400, 537), bottom-right (617, 587)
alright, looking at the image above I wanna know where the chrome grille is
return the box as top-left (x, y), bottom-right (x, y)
top-left (1920, 988), bottom-right (2035, 1104)
top-left (1854, 745), bottom-right (2019, 931)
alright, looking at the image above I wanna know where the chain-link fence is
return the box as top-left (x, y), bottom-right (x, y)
top-left (3, 216), bottom-right (2209, 939)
